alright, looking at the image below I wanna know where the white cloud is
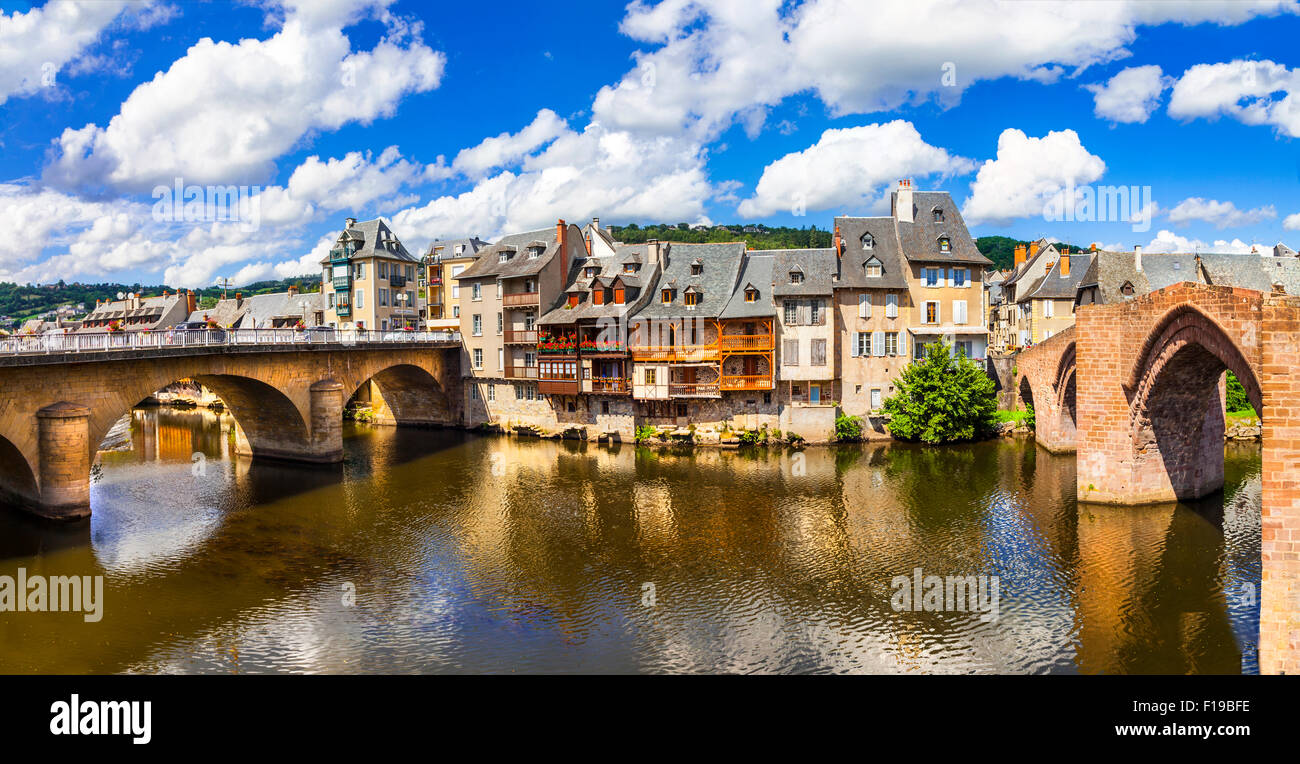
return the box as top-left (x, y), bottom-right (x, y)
top-left (962, 129), bottom-right (1106, 225)
top-left (1165, 197), bottom-right (1276, 228)
top-left (285, 146), bottom-right (420, 211)
top-left (0, 0), bottom-right (141, 105)
top-left (737, 120), bottom-right (975, 218)
top-left (1144, 229), bottom-right (1261, 254)
top-left (43, 1), bottom-right (445, 192)
top-left (451, 109), bottom-right (569, 178)
top-left (1168, 59), bottom-right (1300, 137)
top-left (1085, 64), bottom-right (1170, 123)
top-left (1285, 212), bottom-right (1300, 231)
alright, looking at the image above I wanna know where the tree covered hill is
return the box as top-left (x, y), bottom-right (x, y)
top-left (0, 276), bottom-right (320, 322)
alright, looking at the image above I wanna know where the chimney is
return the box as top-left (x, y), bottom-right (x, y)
top-left (1014, 244), bottom-right (1027, 267)
top-left (1090, 242), bottom-right (1098, 252)
top-left (895, 179), bottom-right (914, 224)
top-left (557, 218), bottom-right (568, 280)
top-left (1134, 245), bottom-right (1143, 273)
top-left (648, 239), bottom-right (663, 267)
top-left (186, 290), bottom-right (196, 315)
top-left (1060, 255), bottom-right (1070, 278)
top-left (833, 224), bottom-right (842, 258)
top-left (288, 284), bottom-right (299, 296)
top-left (235, 292), bottom-right (243, 307)
top-left (592, 217), bottom-right (600, 230)
top-left (345, 217), bottom-right (356, 229)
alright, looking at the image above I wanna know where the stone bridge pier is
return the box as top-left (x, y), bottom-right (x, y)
top-left (1074, 282), bottom-right (1300, 675)
top-left (1014, 327), bottom-right (1077, 453)
top-left (0, 343), bottom-right (462, 522)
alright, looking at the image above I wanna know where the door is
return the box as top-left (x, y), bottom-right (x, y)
top-left (870, 388), bottom-right (882, 410)
top-left (810, 384), bottom-right (821, 404)
top-left (743, 356), bottom-right (757, 376)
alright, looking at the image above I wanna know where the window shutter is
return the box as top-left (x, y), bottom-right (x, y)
top-left (851, 332), bottom-right (860, 357)
top-left (946, 268), bottom-right (954, 287)
top-left (886, 293), bottom-right (898, 318)
top-left (872, 330), bottom-right (885, 357)
top-left (811, 339), bottom-right (827, 366)
top-left (784, 339), bottom-right (800, 365)
top-left (860, 293), bottom-right (871, 318)
top-left (955, 300), bottom-right (967, 324)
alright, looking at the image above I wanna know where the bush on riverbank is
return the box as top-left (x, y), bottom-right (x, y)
top-left (883, 340), bottom-right (998, 444)
top-left (834, 413), bottom-right (864, 442)
top-left (1226, 371), bottom-right (1254, 415)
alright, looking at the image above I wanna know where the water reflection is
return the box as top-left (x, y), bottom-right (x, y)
top-left (0, 409), bottom-right (1261, 674)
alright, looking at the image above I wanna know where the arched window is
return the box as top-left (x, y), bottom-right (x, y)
top-left (1121, 281), bottom-right (1135, 297)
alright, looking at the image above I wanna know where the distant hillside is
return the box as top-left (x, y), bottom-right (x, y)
top-left (976, 236), bottom-right (1093, 272)
top-left (0, 276), bottom-right (320, 322)
top-left (609, 223), bottom-right (833, 251)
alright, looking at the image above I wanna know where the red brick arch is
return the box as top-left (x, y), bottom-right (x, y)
top-left (1015, 327), bottom-right (1077, 452)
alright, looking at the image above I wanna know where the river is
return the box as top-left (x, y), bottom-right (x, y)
top-left (0, 407), bottom-right (1261, 674)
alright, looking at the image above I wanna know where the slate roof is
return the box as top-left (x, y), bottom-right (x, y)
top-left (833, 216), bottom-right (909, 289)
top-left (187, 291), bottom-right (325, 328)
top-left (456, 226), bottom-right (561, 280)
top-left (1201, 253), bottom-right (1300, 295)
top-left (538, 243), bottom-right (660, 325)
top-left (632, 242), bottom-right (746, 320)
top-left (720, 252), bottom-right (777, 319)
top-left (1020, 253), bottom-right (1094, 300)
top-left (1077, 251), bottom-right (1203, 304)
top-left (319, 218), bottom-right (417, 264)
top-left (769, 248), bottom-right (837, 296)
top-left (423, 237), bottom-right (490, 260)
top-left (892, 191), bottom-right (992, 266)
top-left (78, 293), bottom-right (188, 332)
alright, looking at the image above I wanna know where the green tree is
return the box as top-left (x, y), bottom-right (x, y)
top-left (882, 340), bottom-right (998, 444)
top-left (1226, 371), bottom-right (1252, 413)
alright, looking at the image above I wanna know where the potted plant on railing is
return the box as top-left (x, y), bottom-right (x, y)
top-left (106, 320), bottom-right (123, 334)
top-left (293, 319), bottom-right (306, 332)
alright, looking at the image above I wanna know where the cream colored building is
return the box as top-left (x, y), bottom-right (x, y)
top-left (321, 217), bottom-right (421, 331)
top-left (420, 237), bottom-right (488, 331)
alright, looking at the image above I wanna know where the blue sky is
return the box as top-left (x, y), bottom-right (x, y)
top-left (2, 0), bottom-right (1299, 288)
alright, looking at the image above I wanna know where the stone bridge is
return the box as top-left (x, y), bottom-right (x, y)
top-left (1017, 282), bottom-right (1300, 673)
top-left (0, 340), bottom-right (462, 521)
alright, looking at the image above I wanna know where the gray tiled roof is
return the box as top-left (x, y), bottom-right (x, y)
top-left (1021, 253), bottom-right (1093, 300)
top-left (424, 237), bottom-right (490, 259)
top-left (893, 191), bottom-right (992, 266)
top-left (456, 226), bottom-right (562, 280)
top-left (187, 291), bottom-right (325, 328)
top-left (538, 243), bottom-right (660, 325)
top-left (632, 242), bottom-right (746, 320)
top-left (769, 248), bottom-right (836, 296)
top-left (833, 216), bottom-right (909, 289)
top-left (720, 252), bottom-right (777, 319)
top-left (319, 218), bottom-right (417, 264)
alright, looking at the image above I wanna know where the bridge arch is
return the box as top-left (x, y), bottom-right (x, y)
top-left (1015, 328), bottom-right (1077, 453)
top-left (0, 432), bottom-right (38, 508)
top-left (1123, 304), bottom-right (1263, 502)
top-left (347, 363), bottom-right (451, 427)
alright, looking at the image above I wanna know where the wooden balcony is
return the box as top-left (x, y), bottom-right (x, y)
top-left (587, 378), bottom-right (631, 395)
top-left (669, 383), bottom-right (720, 398)
top-left (504, 365), bottom-right (538, 379)
top-left (720, 375), bottom-right (774, 391)
top-left (719, 334), bottom-right (774, 352)
top-left (504, 329), bottom-right (539, 344)
top-left (538, 379), bottom-right (579, 395)
top-left (629, 344), bottom-right (718, 363)
top-left (502, 292), bottom-right (540, 308)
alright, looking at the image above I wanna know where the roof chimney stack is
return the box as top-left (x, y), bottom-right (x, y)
top-left (895, 179), bottom-right (914, 224)
top-left (1060, 255), bottom-right (1070, 278)
top-left (1014, 244), bottom-right (1027, 267)
top-left (557, 219), bottom-right (568, 280)
top-left (345, 217), bottom-right (356, 229)
top-left (1134, 245), bottom-right (1143, 273)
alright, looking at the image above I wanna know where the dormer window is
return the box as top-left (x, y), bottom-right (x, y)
top-left (684, 292), bottom-right (699, 307)
top-left (933, 207), bottom-right (944, 223)
top-left (790, 271), bottom-right (804, 284)
top-left (661, 289), bottom-right (672, 304)
top-left (528, 246), bottom-right (541, 259)
top-left (585, 267), bottom-right (598, 278)
top-left (624, 263), bottom-right (635, 274)
top-left (1121, 281), bottom-right (1135, 297)
top-left (498, 251), bottom-right (510, 263)
top-left (691, 262), bottom-right (703, 275)
top-left (865, 258), bottom-right (882, 278)
top-left (938, 236), bottom-right (951, 253)
top-left (614, 287), bottom-right (626, 304)
top-left (861, 232), bottom-right (874, 249)
top-left (568, 294), bottom-right (580, 307)
top-left (745, 287), bottom-right (759, 302)
top-left (593, 289), bottom-right (605, 306)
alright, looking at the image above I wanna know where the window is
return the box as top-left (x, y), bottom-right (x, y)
top-left (487, 384), bottom-right (495, 402)
top-left (924, 267), bottom-right (942, 287)
top-left (498, 251), bottom-right (509, 263)
top-left (783, 339), bottom-right (799, 366)
top-left (355, 289), bottom-right (364, 309)
top-left (498, 348), bottom-right (504, 370)
top-left (886, 293), bottom-right (898, 318)
top-left (924, 301), bottom-right (939, 324)
top-left (515, 384), bottom-right (523, 400)
top-left (472, 314), bottom-right (482, 335)
top-left (784, 300), bottom-right (798, 325)
top-left (855, 332), bottom-right (870, 357)
top-left (861, 232), bottom-right (874, 249)
top-left (745, 287), bottom-right (758, 302)
top-left (954, 300), bottom-right (968, 324)
top-left (472, 282), bottom-right (482, 300)
top-left (955, 340), bottom-right (973, 359)
top-left (933, 208), bottom-right (944, 223)
top-left (451, 264), bottom-right (465, 297)
top-left (355, 262), bottom-right (365, 279)
top-left (953, 268), bottom-right (968, 288)
top-left (593, 289), bottom-right (605, 305)
top-left (379, 288), bottom-right (389, 307)
top-left (865, 261), bottom-right (882, 278)
top-left (585, 267), bottom-right (598, 278)
top-left (1121, 281), bottom-right (1135, 297)
top-left (624, 263), bottom-right (635, 273)
top-left (691, 263), bottom-right (702, 275)
top-left (871, 330), bottom-right (885, 357)
top-left (809, 299), bottom-right (823, 325)
top-left (473, 348), bottom-right (483, 369)
top-left (790, 271), bottom-right (804, 284)
top-left (615, 287), bottom-right (626, 304)
top-left (870, 388), bottom-right (883, 410)
top-left (645, 368), bottom-right (656, 385)
top-left (529, 247), bottom-right (541, 259)
top-left (453, 306), bottom-right (460, 318)
top-left (379, 261), bottom-right (389, 278)
top-left (497, 312), bottom-right (503, 333)
top-left (525, 279), bottom-right (536, 292)
top-left (885, 331), bottom-right (899, 356)
top-left (684, 292), bottom-right (699, 307)
top-left (938, 236), bottom-right (951, 252)
top-left (811, 339), bottom-right (827, 366)
top-left (859, 293), bottom-right (872, 318)
top-left (1043, 300), bottom-right (1055, 318)
top-left (662, 289), bottom-right (672, 304)
top-left (471, 384), bottom-right (479, 400)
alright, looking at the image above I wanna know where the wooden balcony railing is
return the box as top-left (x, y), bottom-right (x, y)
top-left (588, 378), bottom-right (630, 394)
top-left (720, 375), bottom-right (774, 391)
top-left (629, 344), bottom-right (718, 362)
top-left (503, 292), bottom-right (539, 308)
top-left (503, 365), bottom-right (538, 379)
top-left (719, 334), bottom-right (774, 351)
top-left (669, 383), bottom-right (720, 397)
top-left (504, 329), bottom-right (539, 344)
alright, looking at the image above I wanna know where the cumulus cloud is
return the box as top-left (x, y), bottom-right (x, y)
top-left (43, 1), bottom-right (445, 192)
top-left (1285, 212), bottom-right (1300, 231)
top-left (736, 121), bottom-right (975, 218)
top-left (962, 129), bottom-right (1106, 225)
top-left (1084, 64), bottom-right (1170, 123)
top-left (0, 1), bottom-right (142, 105)
top-left (1165, 197), bottom-right (1276, 228)
top-left (451, 109), bottom-right (570, 178)
top-left (1168, 59), bottom-right (1300, 137)
top-left (1143, 229), bottom-right (1261, 254)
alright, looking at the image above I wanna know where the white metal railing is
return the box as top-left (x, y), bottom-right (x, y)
top-left (0, 328), bottom-right (461, 356)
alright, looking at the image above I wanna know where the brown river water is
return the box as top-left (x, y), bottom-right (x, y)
top-left (0, 407), bottom-right (1261, 674)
